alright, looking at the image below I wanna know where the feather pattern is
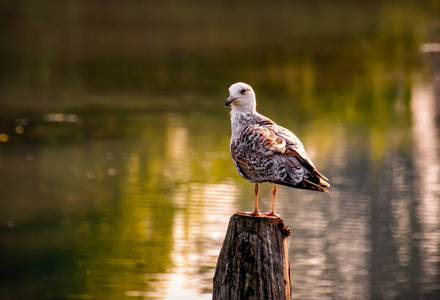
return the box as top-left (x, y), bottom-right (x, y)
top-left (227, 83), bottom-right (329, 193)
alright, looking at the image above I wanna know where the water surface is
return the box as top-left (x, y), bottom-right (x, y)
top-left (1, 1), bottom-right (440, 299)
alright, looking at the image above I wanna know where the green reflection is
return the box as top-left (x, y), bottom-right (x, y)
top-left (1, 0), bottom-right (440, 299)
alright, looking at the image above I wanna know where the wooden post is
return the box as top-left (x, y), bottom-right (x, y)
top-left (213, 213), bottom-right (292, 300)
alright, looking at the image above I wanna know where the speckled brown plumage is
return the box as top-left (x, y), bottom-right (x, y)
top-left (226, 82), bottom-right (329, 216)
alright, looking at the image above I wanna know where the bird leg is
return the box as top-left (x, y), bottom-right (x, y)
top-left (252, 183), bottom-right (261, 215)
top-left (271, 184), bottom-right (277, 214)
top-left (263, 184), bottom-right (279, 217)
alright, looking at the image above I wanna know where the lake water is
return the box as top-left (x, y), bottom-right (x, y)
top-left (1, 1), bottom-right (440, 299)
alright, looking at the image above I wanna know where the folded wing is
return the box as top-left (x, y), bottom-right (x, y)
top-left (256, 121), bottom-right (330, 192)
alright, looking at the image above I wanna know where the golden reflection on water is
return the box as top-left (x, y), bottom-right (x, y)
top-left (163, 182), bottom-right (238, 299)
top-left (164, 112), bottom-right (239, 270)
top-left (115, 115), bottom-right (240, 299)
top-left (389, 158), bottom-right (412, 280)
top-left (411, 77), bottom-right (440, 294)
top-left (165, 113), bottom-right (191, 183)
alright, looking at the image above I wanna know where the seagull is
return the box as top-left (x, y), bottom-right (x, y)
top-left (226, 82), bottom-right (329, 216)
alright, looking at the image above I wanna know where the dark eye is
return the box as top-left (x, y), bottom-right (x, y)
top-left (240, 89), bottom-right (246, 95)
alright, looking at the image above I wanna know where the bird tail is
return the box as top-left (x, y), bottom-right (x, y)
top-left (303, 178), bottom-right (329, 193)
top-left (275, 178), bottom-right (329, 193)
top-left (275, 155), bottom-right (330, 193)
top-left (315, 170), bottom-right (329, 182)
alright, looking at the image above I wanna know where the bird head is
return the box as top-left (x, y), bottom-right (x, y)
top-left (225, 82), bottom-right (256, 110)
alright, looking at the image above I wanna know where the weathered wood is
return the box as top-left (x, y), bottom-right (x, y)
top-left (213, 213), bottom-right (292, 300)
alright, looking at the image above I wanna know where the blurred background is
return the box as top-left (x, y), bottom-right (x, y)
top-left (1, 0), bottom-right (440, 299)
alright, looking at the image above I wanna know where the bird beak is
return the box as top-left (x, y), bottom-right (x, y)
top-left (225, 96), bottom-right (236, 107)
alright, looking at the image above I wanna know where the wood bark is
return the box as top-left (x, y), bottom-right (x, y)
top-left (213, 213), bottom-right (292, 300)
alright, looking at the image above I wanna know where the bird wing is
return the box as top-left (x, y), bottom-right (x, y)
top-left (252, 121), bottom-right (329, 190)
top-left (272, 124), bottom-right (329, 181)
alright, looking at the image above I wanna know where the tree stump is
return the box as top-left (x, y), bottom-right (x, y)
top-left (213, 213), bottom-right (292, 300)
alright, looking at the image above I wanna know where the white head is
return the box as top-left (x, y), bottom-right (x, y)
top-left (225, 82), bottom-right (256, 111)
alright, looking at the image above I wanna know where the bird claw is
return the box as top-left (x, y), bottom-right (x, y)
top-left (262, 212), bottom-right (280, 218)
top-left (236, 210), bottom-right (280, 218)
top-left (236, 210), bottom-right (262, 217)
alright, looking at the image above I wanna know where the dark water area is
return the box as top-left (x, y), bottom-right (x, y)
top-left (1, 1), bottom-right (440, 299)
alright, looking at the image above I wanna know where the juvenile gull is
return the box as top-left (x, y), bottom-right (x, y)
top-left (226, 82), bottom-right (329, 216)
